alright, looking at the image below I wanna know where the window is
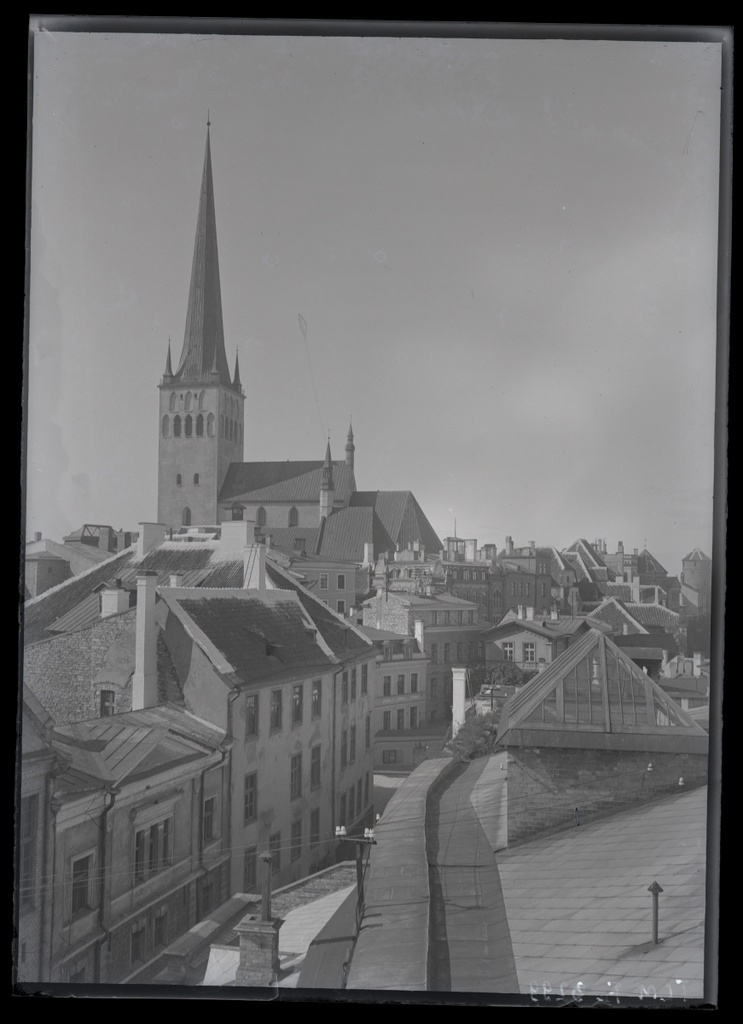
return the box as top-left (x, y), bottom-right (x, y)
top-left (196, 414), bottom-right (204, 437)
top-left (431, 612), bottom-right (438, 626)
top-left (342, 671), bottom-right (349, 704)
top-left (444, 612), bottom-right (451, 625)
top-left (350, 725), bottom-right (356, 764)
top-left (337, 574), bottom-right (346, 590)
top-left (291, 819), bottom-right (302, 862)
top-left (525, 583), bottom-right (531, 596)
top-left (397, 674), bottom-right (405, 695)
top-left (176, 473), bottom-right (182, 486)
top-left (310, 809), bottom-right (320, 849)
top-left (382, 750), bottom-right (397, 765)
top-left (364, 773), bottom-right (370, 808)
top-left (458, 611), bottom-right (464, 625)
top-left (445, 679), bottom-right (452, 699)
top-left (339, 793), bottom-right (346, 827)
top-left (132, 818), bottom-right (169, 882)
top-left (523, 642), bottom-right (536, 664)
top-left (231, 504), bottom-right (244, 521)
top-left (245, 694), bottom-right (258, 738)
top-left (510, 582), bottom-right (516, 597)
top-left (220, 415), bottom-right (224, 437)
top-left (162, 415), bottom-right (170, 438)
top-left (337, 600), bottom-right (346, 615)
top-left (193, 473), bottom-right (200, 485)
top-left (269, 832), bottom-right (281, 874)
top-left (292, 684), bottom-right (303, 725)
top-left (270, 689), bottom-right (282, 731)
top-left (365, 714), bottom-right (371, 751)
top-left (383, 711), bottom-right (391, 731)
top-left (301, 685), bottom-right (318, 727)
top-left (291, 753), bottom-right (302, 800)
top-left (456, 643), bottom-right (463, 663)
top-left (431, 644), bottom-right (438, 664)
top-left (468, 611), bottom-right (475, 624)
top-left (19, 795), bottom-right (38, 909)
top-left (319, 573), bottom-right (329, 590)
top-left (169, 392), bottom-right (177, 412)
top-left (351, 668), bottom-right (357, 701)
top-left (397, 709), bottom-right (405, 731)
top-left (202, 879), bottom-right (214, 916)
top-left (131, 921), bottom-right (146, 964)
top-left (361, 664), bottom-right (368, 695)
top-left (154, 907), bottom-right (168, 950)
top-left (182, 507), bottom-right (191, 526)
top-left (185, 414), bottom-right (193, 437)
top-left (257, 507), bottom-right (266, 527)
top-left (311, 745), bottom-right (321, 789)
top-left (97, 688), bottom-right (117, 718)
top-left (341, 730), bottom-right (348, 768)
top-left (503, 642), bottom-right (515, 662)
top-left (71, 853), bottom-right (94, 915)
top-left (469, 642), bottom-right (477, 662)
top-left (207, 412), bottom-right (215, 436)
top-left (244, 847), bottom-right (257, 891)
top-left (383, 676), bottom-right (391, 696)
top-left (430, 678), bottom-right (437, 697)
top-left (348, 788), bottom-right (355, 824)
top-left (173, 415), bottom-right (182, 437)
top-left (443, 643), bottom-right (450, 664)
top-left (203, 797), bottom-right (217, 842)
top-left (289, 507), bottom-right (298, 527)
top-left (185, 391), bottom-right (192, 412)
top-left (410, 706), bottom-right (418, 729)
top-left (356, 779), bottom-right (362, 816)
top-left (244, 773), bottom-right (257, 824)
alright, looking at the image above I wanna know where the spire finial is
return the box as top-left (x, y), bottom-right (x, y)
top-left (207, 110), bottom-right (211, 127)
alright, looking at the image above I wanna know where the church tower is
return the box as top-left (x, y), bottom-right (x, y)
top-left (157, 124), bottom-right (245, 531)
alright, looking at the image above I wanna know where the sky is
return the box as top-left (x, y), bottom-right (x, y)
top-left (25, 27), bottom-right (725, 576)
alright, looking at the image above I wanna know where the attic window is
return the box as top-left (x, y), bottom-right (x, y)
top-left (266, 643), bottom-right (281, 658)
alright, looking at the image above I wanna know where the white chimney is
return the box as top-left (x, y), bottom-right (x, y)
top-left (132, 573), bottom-right (158, 710)
top-left (526, 606), bottom-right (534, 621)
top-left (622, 623), bottom-right (629, 635)
top-left (464, 539), bottom-right (477, 562)
top-left (100, 581), bottom-right (129, 618)
top-left (517, 604), bottom-right (524, 620)
top-left (220, 520), bottom-right (252, 554)
top-left (631, 575), bottom-right (641, 603)
top-left (550, 606), bottom-right (559, 621)
top-left (264, 534), bottom-right (272, 550)
top-left (693, 652), bottom-right (702, 677)
top-left (169, 573), bottom-right (183, 588)
top-left (414, 618), bottom-right (425, 650)
top-left (137, 522), bottom-right (166, 559)
top-left (363, 542), bottom-right (374, 565)
top-left (244, 544), bottom-right (266, 592)
top-left (451, 667), bottom-right (467, 736)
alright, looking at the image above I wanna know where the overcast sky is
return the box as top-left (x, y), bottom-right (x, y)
top-left (26, 28), bottom-right (723, 575)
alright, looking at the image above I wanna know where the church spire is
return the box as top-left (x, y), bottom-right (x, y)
top-left (320, 438), bottom-right (335, 523)
top-left (174, 123), bottom-right (232, 385)
top-left (164, 339), bottom-right (173, 377)
top-left (345, 418), bottom-right (355, 470)
top-left (233, 350), bottom-right (242, 388)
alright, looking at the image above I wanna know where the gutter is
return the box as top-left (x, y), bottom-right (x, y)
top-left (96, 784), bottom-right (119, 983)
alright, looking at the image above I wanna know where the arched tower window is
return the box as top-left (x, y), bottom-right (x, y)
top-left (289, 507), bottom-right (299, 527)
top-left (194, 473), bottom-right (200, 485)
top-left (198, 390), bottom-right (206, 410)
top-left (185, 392), bottom-right (193, 412)
top-left (257, 507), bottom-right (267, 527)
top-left (207, 413), bottom-right (215, 436)
top-left (185, 415), bottom-right (193, 437)
top-left (228, 418), bottom-right (234, 442)
top-left (182, 507), bottom-right (191, 526)
top-left (196, 413), bottom-right (204, 436)
top-left (162, 415), bottom-right (170, 438)
top-left (169, 392), bottom-right (177, 412)
top-left (173, 415), bottom-right (182, 437)
top-left (176, 474), bottom-right (182, 485)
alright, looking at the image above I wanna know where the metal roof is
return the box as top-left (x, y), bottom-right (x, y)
top-left (219, 461), bottom-right (356, 505)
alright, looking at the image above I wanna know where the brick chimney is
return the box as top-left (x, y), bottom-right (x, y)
top-left (235, 853), bottom-right (284, 986)
top-left (132, 572), bottom-right (158, 710)
top-left (100, 580), bottom-right (129, 618)
top-left (136, 523), bottom-right (166, 559)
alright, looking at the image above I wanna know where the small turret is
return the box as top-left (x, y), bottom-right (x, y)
top-left (345, 419), bottom-right (355, 470)
top-left (320, 440), bottom-right (335, 523)
top-left (164, 340), bottom-right (173, 379)
top-left (233, 350), bottom-right (242, 389)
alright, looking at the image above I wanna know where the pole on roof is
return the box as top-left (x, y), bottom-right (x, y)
top-left (648, 880), bottom-right (663, 944)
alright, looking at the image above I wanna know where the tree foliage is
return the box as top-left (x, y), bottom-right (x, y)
top-left (450, 711), bottom-right (499, 761)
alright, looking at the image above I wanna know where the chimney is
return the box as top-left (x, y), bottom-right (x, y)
top-left (34, 531), bottom-right (42, 542)
top-left (693, 652), bottom-right (702, 677)
top-left (464, 539), bottom-right (477, 562)
top-left (244, 544), bottom-right (266, 592)
top-left (505, 536), bottom-right (514, 556)
top-left (551, 606), bottom-right (559, 621)
top-left (169, 573), bottom-right (183, 588)
top-left (633, 548), bottom-right (638, 557)
top-left (137, 522), bottom-right (166, 559)
top-left (265, 534), bottom-right (272, 550)
top-left (529, 541), bottom-right (536, 555)
top-left (100, 580), bottom-right (129, 618)
top-left (526, 606), bottom-right (534, 621)
top-left (517, 604), bottom-right (524, 620)
top-left (132, 573), bottom-right (158, 710)
top-left (622, 623), bottom-right (629, 635)
top-left (234, 854), bottom-right (284, 986)
top-left (451, 667), bottom-right (467, 736)
top-left (414, 618), bottom-right (425, 651)
top-left (363, 542), bottom-right (374, 565)
top-left (631, 575), bottom-right (641, 602)
top-left (220, 519), bottom-right (252, 554)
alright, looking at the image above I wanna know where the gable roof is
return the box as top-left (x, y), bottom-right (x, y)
top-left (586, 597), bottom-right (648, 635)
top-left (683, 548), bottom-right (711, 562)
top-left (637, 548), bottom-right (667, 576)
top-left (349, 491), bottom-right (443, 553)
top-left (625, 602), bottom-right (680, 630)
top-left (218, 461), bottom-right (356, 505)
top-left (497, 629), bottom-right (708, 753)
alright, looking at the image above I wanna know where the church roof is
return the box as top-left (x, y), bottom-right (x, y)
top-left (683, 548), bottom-right (711, 562)
top-left (496, 628), bottom-right (708, 753)
top-left (349, 491), bottom-right (443, 553)
top-left (171, 127), bottom-right (235, 388)
top-left (218, 461), bottom-right (356, 505)
top-left (636, 547), bottom-right (667, 577)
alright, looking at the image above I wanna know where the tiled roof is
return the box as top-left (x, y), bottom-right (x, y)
top-left (45, 593), bottom-right (106, 635)
top-left (637, 547), bottom-right (667, 576)
top-left (587, 597), bottom-right (648, 635)
top-left (349, 491), bottom-right (443, 553)
top-left (605, 582), bottom-right (633, 601)
top-left (615, 630), bottom-right (678, 656)
top-left (219, 461), bottom-right (356, 505)
top-left (318, 507), bottom-right (396, 561)
top-left (683, 548), bottom-right (711, 562)
top-left (625, 603), bottom-right (680, 630)
top-left (262, 526), bottom-right (322, 557)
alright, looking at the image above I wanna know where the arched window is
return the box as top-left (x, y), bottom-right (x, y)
top-left (182, 507), bottom-right (191, 526)
top-left (196, 413), bottom-right (204, 436)
top-left (185, 392), bottom-right (192, 412)
top-left (173, 415), bottom-right (182, 437)
top-left (289, 507), bottom-right (299, 527)
top-left (194, 473), bottom-right (200, 485)
top-left (220, 415), bottom-right (225, 437)
top-left (176, 474), bottom-right (182, 485)
top-left (228, 418), bottom-right (233, 442)
top-left (185, 415), bottom-right (193, 437)
top-left (162, 415), bottom-right (170, 438)
top-left (169, 392), bottom-right (177, 412)
top-left (207, 413), bottom-right (215, 436)
top-left (257, 507), bottom-right (266, 527)
top-left (198, 390), bottom-right (206, 410)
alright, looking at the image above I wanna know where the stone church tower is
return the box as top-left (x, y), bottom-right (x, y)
top-left (157, 125), bottom-right (244, 531)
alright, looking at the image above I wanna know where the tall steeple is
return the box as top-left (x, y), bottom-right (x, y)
top-left (320, 439), bottom-right (335, 522)
top-left (233, 350), bottom-right (242, 388)
top-left (173, 123), bottom-right (233, 385)
top-left (164, 339), bottom-right (173, 377)
top-left (345, 418), bottom-right (355, 470)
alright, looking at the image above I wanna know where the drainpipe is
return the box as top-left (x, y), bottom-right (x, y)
top-left (40, 761), bottom-right (62, 982)
top-left (96, 785), bottom-right (118, 983)
top-left (332, 670), bottom-right (339, 846)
